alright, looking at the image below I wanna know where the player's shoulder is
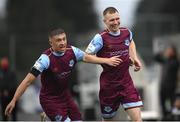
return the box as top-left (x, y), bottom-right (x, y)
top-left (99, 29), bottom-right (108, 36)
top-left (120, 27), bottom-right (130, 31)
top-left (70, 45), bottom-right (79, 51)
top-left (42, 48), bottom-right (53, 56)
top-left (70, 45), bottom-right (81, 54)
top-left (120, 27), bottom-right (132, 34)
top-left (71, 45), bottom-right (76, 51)
top-left (66, 45), bottom-right (73, 50)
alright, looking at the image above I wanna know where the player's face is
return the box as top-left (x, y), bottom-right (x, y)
top-left (103, 12), bottom-right (120, 32)
top-left (49, 33), bottom-right (67, 53)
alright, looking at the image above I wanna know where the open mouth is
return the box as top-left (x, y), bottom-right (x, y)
top-left (56, 46), bottom-right (66, 52)
top-left (59, 47), bottom-right (66, 51)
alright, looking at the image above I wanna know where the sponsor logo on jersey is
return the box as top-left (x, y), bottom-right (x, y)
top-left (58, 71), bottom-right (71, 78)
top-left (109, 49), bottom-right (128, 56)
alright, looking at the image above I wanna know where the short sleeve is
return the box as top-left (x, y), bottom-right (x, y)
top-left (32, 54), bottom-right (50, 72)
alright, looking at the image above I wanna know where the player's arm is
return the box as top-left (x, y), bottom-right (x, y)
top-left (5, 70), bottom-right (38, 116)
top-left (9, 66), bottom-right (41, 103)
top-left (129, 40), bottom-right (138, 61)
top-left (5, 73), bottom-right (36, 116)
top-left (5, 54), bottom-right (49, 116)
top-left (83, 54), bottom-right (122, 67)
top-left (84, 34), bottom-right (122, 66)
top-left (129, 40), bottom-right (142, 71)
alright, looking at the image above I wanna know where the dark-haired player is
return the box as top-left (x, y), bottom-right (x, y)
top-left (5, 28), bottom-right (122, 121)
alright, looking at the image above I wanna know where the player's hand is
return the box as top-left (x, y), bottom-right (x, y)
top-left (5, 100), bottom-right (16, 116)
top-left (133, 58), bottom-right (142, 72)
top-left (107, 55), bottom-right (123, 67)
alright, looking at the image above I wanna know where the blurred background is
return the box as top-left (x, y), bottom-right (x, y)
top-left (0, 0), bottom-right (180, 121)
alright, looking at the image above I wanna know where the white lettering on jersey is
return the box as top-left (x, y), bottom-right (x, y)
top-left (33, 62), bottom-right (41, 71)
top-left (85, 43), bottom-right (96, 54)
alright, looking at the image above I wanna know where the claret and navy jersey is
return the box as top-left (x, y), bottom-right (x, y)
top-left (31, 45), bottom-right (84, 121)
top-left (86, 27), bottom-right (143, 119)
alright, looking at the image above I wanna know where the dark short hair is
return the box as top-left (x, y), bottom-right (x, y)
top-left (103, 7), bottom-right (119, 16)
top-left (48, 28), bottom-right (65, 38)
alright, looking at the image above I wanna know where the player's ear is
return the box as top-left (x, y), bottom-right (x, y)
top-left (103, 15), bottom-right (107, 23)
top-left (49, 38), bottom-right (52, 45)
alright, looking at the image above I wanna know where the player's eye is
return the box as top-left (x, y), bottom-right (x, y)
top-left (116, 18), bottom-right (120, 21)
top-left (110, 19), bottom-right (115, 22)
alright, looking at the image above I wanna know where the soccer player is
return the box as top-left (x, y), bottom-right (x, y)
top-left (5, 28), bottom-right (122, 121)
top-left (85, 7), bottom-right (143, 121)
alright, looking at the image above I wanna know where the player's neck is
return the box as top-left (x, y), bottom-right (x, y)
top-left (109, 30), bottom-right (120, 36)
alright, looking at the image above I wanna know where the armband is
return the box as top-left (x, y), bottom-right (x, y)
top-left (30, 67), bottom-right (41, 77)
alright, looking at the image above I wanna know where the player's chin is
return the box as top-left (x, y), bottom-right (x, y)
top-left (58, 48), bottom-right (66, 52)
top-left (112, 27), bottom-right (119, 31)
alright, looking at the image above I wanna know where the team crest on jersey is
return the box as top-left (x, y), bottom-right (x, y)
top-left (104, 106), bottom-right (112, 113)
top-left (124, 39), bottom-right (130, 46)
top-left (69, 59), bottom-right (74, 67)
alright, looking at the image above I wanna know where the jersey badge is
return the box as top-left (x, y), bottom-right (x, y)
top-left (69, 59), bottom-right (74, 67)
top-left (125, 39), bottom-right (130, 46)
